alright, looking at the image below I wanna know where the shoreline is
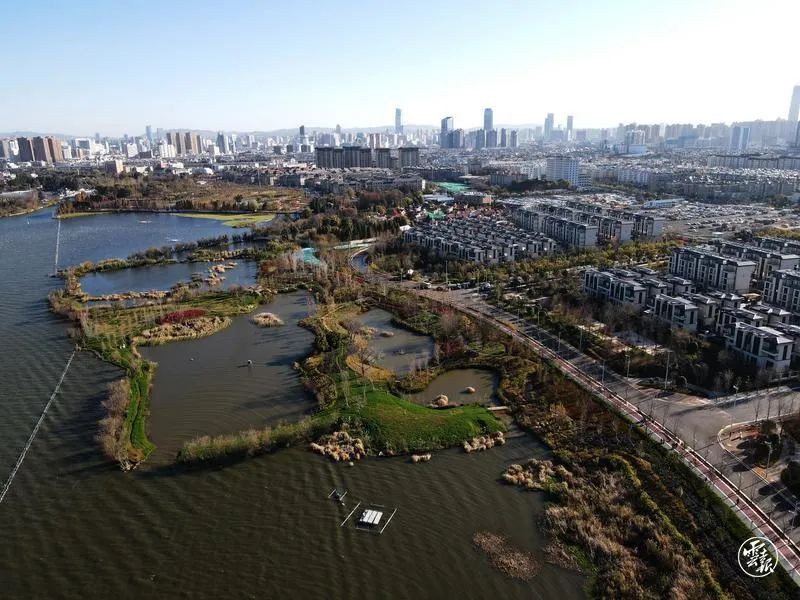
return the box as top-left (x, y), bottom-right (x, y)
top-left (1, 199), bottom-right (58, 219)
top-left (54, 208), bottom-right (283, 221)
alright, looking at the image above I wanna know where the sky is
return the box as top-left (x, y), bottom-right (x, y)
top-left (2, 0), bottom-right (799, 136)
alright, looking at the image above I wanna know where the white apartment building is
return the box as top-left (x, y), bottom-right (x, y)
top-left (583, 268), bottom-right (647, 307)
top-left (763, 269), bottom-right (800, 315)
top-left (723, 322), bottom-right (793, 372)
top-left (668, 247), bottom-right (756, 293)
top-left (545, 156), bottom-right (580, 187)
top-left (651, 294), bottom-right (699, 332)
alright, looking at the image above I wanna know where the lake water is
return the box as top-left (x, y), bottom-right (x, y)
top-left (356, 308), bottom-right (436, 375)
top-left (0, 208), bottom-right (585, 599)
top-left (80, 260), bottom-right (258, 296)
top-left (140, 292), bottom-right (315, 461)
top-left (408, 368), bottom-right (499, 406)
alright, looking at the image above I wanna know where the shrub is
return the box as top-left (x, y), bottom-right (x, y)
top-left (157, 308), bottom-right (207, 325)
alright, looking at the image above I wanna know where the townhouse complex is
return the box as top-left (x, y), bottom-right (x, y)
top-left (584, 266), bottom-right (794, 372)
top-left (583, 238), bottom-right (800, 373)
top-left (508, 197), bottom-right (665, 249)
top-left (402, 214), bottom-right (556, 264)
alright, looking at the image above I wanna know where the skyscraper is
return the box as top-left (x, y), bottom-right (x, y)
top-left (46, 137), bottom-right (63, 162)
top-left (32, 137), bottom-right (53, 163)
top-left (440, 116), bottom-right (454, 148)
top-left (566, 115), bottom-right (574, 141)
top-left (299, 125), bottom-right (306, 137)
top-left (486, 129), bottom-right (498, 148)
top-left (500, 128), bottom-right (507, 147)
top-left (729, 125), bottom-right (751, 151)
top-left (483, 108), bottom-right (493, 132)
top-left (146, 125), bottom-right (153, 146)
top-left (544, 113), bottom-right (554, 141)
top-left (217, 132), bottom-right (230, 154)
top-left (790, 85), bottom-right (800, 123)
top-left (474, 129), bottom-right (486, 149)
top-left (16, 137), bottom-right (34, 162)
top-left (395, 108), bottom-right (403, 134)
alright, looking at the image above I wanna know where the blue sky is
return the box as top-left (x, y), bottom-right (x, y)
top-left (2, 0), bottom-right (799, 135)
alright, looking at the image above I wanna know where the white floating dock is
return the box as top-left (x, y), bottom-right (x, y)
top-left (359, 509), bottom-right (383, 526)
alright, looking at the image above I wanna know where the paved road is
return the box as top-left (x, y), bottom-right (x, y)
top-left (352, 253), bottom-right (800, 581)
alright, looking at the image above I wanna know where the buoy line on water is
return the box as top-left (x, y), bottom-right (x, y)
top-left (0, 348), bottom-right (77, 504)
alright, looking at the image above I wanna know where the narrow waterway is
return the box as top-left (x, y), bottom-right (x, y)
top-left (0, 208), bottom-right (585, 599)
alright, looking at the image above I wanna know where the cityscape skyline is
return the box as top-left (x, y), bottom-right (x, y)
top-left (2, 0), bottom-right (799, 135)
top-left (3, 88), bottom-right (800, 142)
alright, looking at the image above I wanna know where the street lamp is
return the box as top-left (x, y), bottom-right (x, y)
top-left (625, 349), bottom-right (631, 379)
top-left (663, 349), bottom-right (672, 391)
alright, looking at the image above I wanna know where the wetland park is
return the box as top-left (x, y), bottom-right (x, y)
top-left (0, 177), bottom-right (795, 599)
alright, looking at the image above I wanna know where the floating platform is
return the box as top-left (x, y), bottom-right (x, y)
top-left (340, 501), bottom-right (398, 534)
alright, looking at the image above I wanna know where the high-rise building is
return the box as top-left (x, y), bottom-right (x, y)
top-left (500, 128), bottom-right (507, 147)
top-left (789, 86), bottom-right (800, 123)
top-left (544, 113), bottom-right (554, 141)
top-left (395, 108), bottom-right (403, 134)
top-left (399, 147), bottom-right (420, 168)
top-left (566, 115), bottom-right (574, 141)
top-left (47, 137), bottom-right (63, 162)
top-left (450, 129), bottom-right (464, 149)
top-left (474, 129), bottom-right (486, 149)
top-left (374, 148), bottom-right (391, 168)
top-left (183, 132), bottom-right (197, 155)
top-left (16, 137), bottom-right (34, 162)
top-left (483, 108), bottom-right (493, 132)
top-left (729, 125), bottom-right (751, 151)
top-left (486, 129), bottom-right (498, 148)
top-left (440, 116), bottom-right (454, 148)
top-left (217, 132), bottom-right (230, 154)
top-left (31, 137), bottom-right (53, 163)
top-left (0, 138), bottom-right (11, 159)
top-left (145, 125), bottom-right (153, 146)
top-left (545, 156), bottom-right (580, 186)
top-left (166, 131), bottom-right (185, 155)
top-left (299, 125), bottom-right (305, 137)
top-left (509, 130), bottom-right (518, 148)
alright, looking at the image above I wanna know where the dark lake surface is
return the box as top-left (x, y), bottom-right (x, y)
top-left (80, 260), bottom-right (258, 296)
top-left (408, 368), bottom-right (500, 406)
top-left (0, 208), bottom-right (585, 599)
top-left (355, 308), bottom-right (436, 375)
top-left (140, 292), bottom-right (316, 461)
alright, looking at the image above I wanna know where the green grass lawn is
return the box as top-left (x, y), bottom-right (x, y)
top-left (336, 383), bottom-right (504, 453)
top-left (174, 212), bottom-right (275, 227)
